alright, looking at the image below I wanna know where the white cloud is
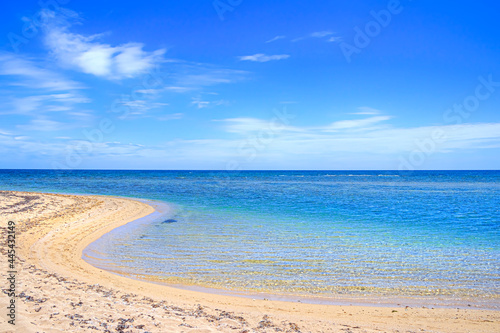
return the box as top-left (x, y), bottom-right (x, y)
top-left (3, 93), bottom-right (90, 116)
top-left (165, 86), bottom-right (193, 93)
top-left (134, 89), bottom-right (160, 95)
top-left (351, 107), bottom-right (382, 115)
top-left (4, 117), bottom-right (500, 169)
top-left (238, 54), bottom-right (290, 62)
top-left (0, 52), bottom-right (93, 135)
top-left (9, 96), bottom-right (44, 115)
top-left (117, 100), bottom-right (169, 118)
top-left (120, 120), bottom-right (500, 168)
top-left (157, 113), bottom-right (183, 121)
top-left (134, 86), bottom-right (194, 97)
top-left (41, 10), bottom-right (165, 80)
top-left (327, 36), bottom-right (342, 43)
top-left (292, 31), bottom-right (338, 42)
top-left (216, 117), bottom-right (301, 134)
top-left (191, 98), bottom-right (228, 109)
top-left (17, 118), bottom-right (67, 132)
top-left (0, 129), bottom-right (12, 135)
top-left (129, 63), bottom-right (248, 96)
top-left (191, 100), bottom-right (210, 109)
top-left (324, 116), bottom-right (392, 131)
top-left (217, 118), bottom-right (272, 133)
top-left (265, 36), bottom-right (286, 43)
top-left (310, 31), bottom-right (335, 38)
top-left (0, 53), bottom-right (84, 91)
top-left (211, 116), bottom-right (500, 156)
top-left (175, 68), bottom-right (248, 86)
top-left (45, 105), bottom-right (72, 112)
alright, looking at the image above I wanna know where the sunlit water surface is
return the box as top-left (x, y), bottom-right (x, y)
top-left (1, 170), bottom-right (499, 306)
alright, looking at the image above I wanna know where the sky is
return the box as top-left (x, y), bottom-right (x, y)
top-left (0, 0), bottom-right (499, 170)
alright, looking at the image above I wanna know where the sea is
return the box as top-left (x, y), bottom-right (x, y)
top-left (1, 170), bottom-right (498, 307)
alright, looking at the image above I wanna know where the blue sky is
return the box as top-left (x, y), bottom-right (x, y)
top-left (1, 0), bottom-right (499, 170)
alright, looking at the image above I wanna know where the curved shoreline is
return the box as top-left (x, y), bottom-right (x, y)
top-left (2, 190), bottom-right (499, 332)
top-left (82, 198), bottom-right (499, 311)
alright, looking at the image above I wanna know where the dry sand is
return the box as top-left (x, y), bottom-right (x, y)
top-left (0, 190), bottom-right (498, 332)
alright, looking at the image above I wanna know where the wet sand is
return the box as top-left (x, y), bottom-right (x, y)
top-left (0, 190), bottom-right (498, 332)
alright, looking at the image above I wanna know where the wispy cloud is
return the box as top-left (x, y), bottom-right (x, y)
top-left (310, 31), bottom-right (335, 38)
top-left (174, 67), bottom-right (248, 87)
top-left (217, 118), bottom-right (273, 133)
top-left (262, 31), bottom-right (341, 45)
top-left (265, 35), bottom-right (286, 43)
top-left (4, 93), bottom-right (90, 116)
top-left (117, 100), bottom-right (169, 118)
top-left (191, 99), bottom-right (210, 109)
top-left (4, 116), bottom-right (500, 168)
top-left (238, 54), bottom-right (290, 62)
top-left (17, 118), bottom-right (67, 132)
top-left (131, 65), bottom-right (247, 99)
top-left (323, 116), bottom-right (392, 131)
top-left (164, 86), bottom-right (193, 93)
top-left (0, 52), bottom-right (92, 133)
top-left (41, 9), bottom-right (165, 80)
top-left (350, 107), bottom-right (383, 115)
top-left (216, 117), bottom-right (301, 134)
top-left (327, 36), bottom-right (342, 43)
top-left (216, 116), bottom-right (391, 135)
top-left (0, 53), bottom-right (84, 91)
top-left (292, 31), bottom-right (337, 42)
top-left (212, 116), bottom-right (500, 157)
top-left (134, 86), bottom-right (194, 96)
top-left (191, 98), bottom-right (228, 109)
top-left (157, 113), bottom-right (183, 121)
top-left (0, 129), bottom-right (13, 136)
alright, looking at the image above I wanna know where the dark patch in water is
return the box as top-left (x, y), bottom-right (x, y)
top-left (162, 219), bottom-right (178, 224)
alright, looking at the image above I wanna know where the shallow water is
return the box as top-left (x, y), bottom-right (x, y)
top-left (1, 170), bottom-right (499, 304)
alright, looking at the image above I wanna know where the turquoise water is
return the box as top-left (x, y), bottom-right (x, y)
top-left (1, 170), bottom-right (499, 304)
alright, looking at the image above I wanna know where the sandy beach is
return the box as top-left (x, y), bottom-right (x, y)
top-left (0, 190), bottom-right (498, 333)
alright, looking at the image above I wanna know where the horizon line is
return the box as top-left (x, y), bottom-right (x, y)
top-left (0, 169), bottom-right (499, 172)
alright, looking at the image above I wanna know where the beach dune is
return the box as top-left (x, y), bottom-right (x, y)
top-left (0, 190), bottom-right (498, 332)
